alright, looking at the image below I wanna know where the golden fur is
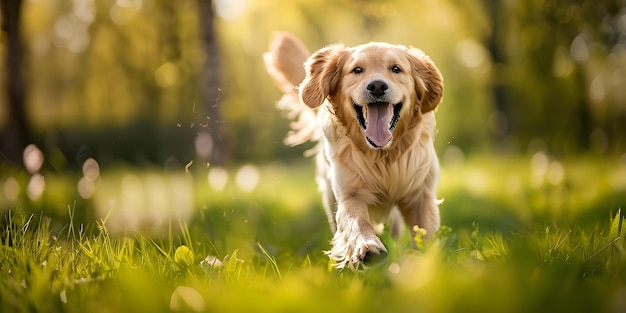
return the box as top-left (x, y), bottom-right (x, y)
top-left (264, 32), bottom-right (444, 269)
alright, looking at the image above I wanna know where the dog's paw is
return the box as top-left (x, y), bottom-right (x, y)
top-left (326, 230), bottom-right (388, 269)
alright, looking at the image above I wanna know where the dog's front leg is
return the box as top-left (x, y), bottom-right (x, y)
top-left (399, 163), bottom-right (441, 243)
top-left (326, 198), bottom-right (387, 269)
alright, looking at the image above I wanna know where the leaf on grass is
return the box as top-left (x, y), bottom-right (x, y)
top-left (482, 233), bottom-right (509, 261)
top-left (200, 255), bottom-right (223, 269)
top-left (223, 249), bottom-right (244, 273)
top-left (257, 242), bottom-right (281, 279)
top-left (609, 208), bottom-right (622, 240)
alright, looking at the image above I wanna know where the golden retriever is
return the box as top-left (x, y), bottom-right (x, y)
top-left (264, 32), bottom-right (444, 269)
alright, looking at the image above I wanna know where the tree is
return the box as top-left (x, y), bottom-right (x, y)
top-left (474, 0), bottom-right (626, 154)
top-left (1, 0), bottom-right (31, 166)
top-left (197, 0), bottom-right (228, 165)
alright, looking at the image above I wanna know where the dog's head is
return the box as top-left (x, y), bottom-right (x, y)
top-left (299, 42), bottom-right (443, 149)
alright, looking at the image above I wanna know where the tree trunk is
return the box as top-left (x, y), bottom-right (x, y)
top-left (485, 0), bottom-right (510, 149)
top-left (1, 0), bottom-right (31, 166)
top-left (197, 0), bottom-right (227, 165)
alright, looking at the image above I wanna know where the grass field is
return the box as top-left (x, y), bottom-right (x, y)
top-left (1, 154), bottom-right (626, 313)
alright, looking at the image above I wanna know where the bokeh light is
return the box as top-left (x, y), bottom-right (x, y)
top-left (195, 132), bottom-right (214, 160)
top-left (208, 167), bottom-right (229, 191)
top-left (214, 0), bottom-right (247, 21)
top-left (109, 0), bottom-right (143, 25)
top-left (82, 158), bottom-right (100, 180)
top-left (169, 286), bottom-right (205, 312)
top-left (77, 176), bottom-right (96, 199)
top-left (3, 177), bottom-right (20, 201)
top-left (455, 38), bottom-right (490, 70)
top-left (27, 173), bottom-right (45, 201)
top-left (154, 62), bottom-right (180, 88)
top-left (23, 144), bottom-right (44, 174)
top-left (442, 145), bottom-right (465, 167)
top-left (235, 165), bottom-right (260, 193)
top-left (92, 172), bottom-right (194, 234)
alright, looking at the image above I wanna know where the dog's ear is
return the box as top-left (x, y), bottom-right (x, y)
top-left (299, 44), bottom-right (346, 108)
top-left (408, 48), bottom-right (443, 113)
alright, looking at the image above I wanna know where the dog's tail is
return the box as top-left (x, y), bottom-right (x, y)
top-left (264, 32), bottom-right (309, 93)
top-left (264, 32), bottom-right (320, 148)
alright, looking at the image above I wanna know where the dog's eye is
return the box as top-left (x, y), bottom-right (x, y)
top-left (391, 65), bottom-right (402, 73)
top-left (352, 66), bottom-right (363, 74)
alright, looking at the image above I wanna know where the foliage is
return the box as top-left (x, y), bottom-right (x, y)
top-left (2, 0), bottom-right (624, 166)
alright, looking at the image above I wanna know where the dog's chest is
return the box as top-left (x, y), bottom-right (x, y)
top-left (320, 109), bottom-right (435, 204)
top-left (352, 148), bottom-right (432, 204)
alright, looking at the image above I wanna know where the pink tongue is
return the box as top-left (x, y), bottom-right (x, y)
top-left (365, 103), bottom-right (392, 147)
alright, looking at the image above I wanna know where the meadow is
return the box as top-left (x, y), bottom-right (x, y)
top-left (2, 1), bottom-right (625, 312)
top-left (1, 154), bottom-right (626, 313)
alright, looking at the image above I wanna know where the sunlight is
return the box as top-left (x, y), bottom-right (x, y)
top-left (390, 250), bottom-right (439, 291)
top-left (155, 62), bottom-right (180, 88)
top-left (442, 145), bottom-right (465, 167)
top-left (109, 0), bottom-right (142, 25)
top-left (119, 174), bottom-right (144, 230)
top-left (589, 76), bottom-right (607, 104)
top-left (170, 286), bottom-right (205, 312)
top-left (235, 165), bottom-right (260, 193)
top-left (208, 167), bottom-right (228, 191)
top-left (23, 144), bottom-right (44, 174)
top-left (546, 161), bottom-right (565, 186)
top-left (531, 151), bottom-right (549, 188)
top-left (53, 14), bottom-right (90, 53)
top-left (93, 171), bottom-right (194, 234)
top-left (505, 175), bottom-right (521, 195)
top-left (77, 176), bottom-right (95, 199)
top-left (82, 158), bottom-right (100, 180)
top-left (144, 174), bottom-right (169, 228)
top-left (3, 177), bottom-right (20, 201)
top-left (195, 132), bottom-right (214, 160)
top-left (570, 32), bottom-right (590, 63)
top-left (215, 0), bottom-right (247, 21)
top-left (167, 174), bottom-right (194, 222)
top-left (72, 0), bottom-right (95, 23)
top-left (27, 173), bottom-right (45, 201)
top-left (77, 158), bottom-right (100, 199)
top-left (531, 152), bottom-right (549, 174)
top-left (465, 170), bottom-right (489, 196)
top-left (610, 162), bottom-right (626, 191)
top-left (455, 38), bottom-right (489, 70)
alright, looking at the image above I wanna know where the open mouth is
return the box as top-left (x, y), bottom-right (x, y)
top-left (353, 100), bottom-right (403, 148)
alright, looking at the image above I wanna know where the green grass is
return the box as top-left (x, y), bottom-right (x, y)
top-left (1, 156), bottom-right (626, 312)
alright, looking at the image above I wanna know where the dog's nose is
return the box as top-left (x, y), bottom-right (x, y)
top-left (367, 80), bottom-right (388, 97)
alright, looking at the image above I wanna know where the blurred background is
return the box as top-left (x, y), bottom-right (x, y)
top-left (1, 0), bottom-right (625, 248)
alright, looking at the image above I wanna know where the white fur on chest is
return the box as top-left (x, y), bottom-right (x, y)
top-left (318, 108), bottom-right (438, 223)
